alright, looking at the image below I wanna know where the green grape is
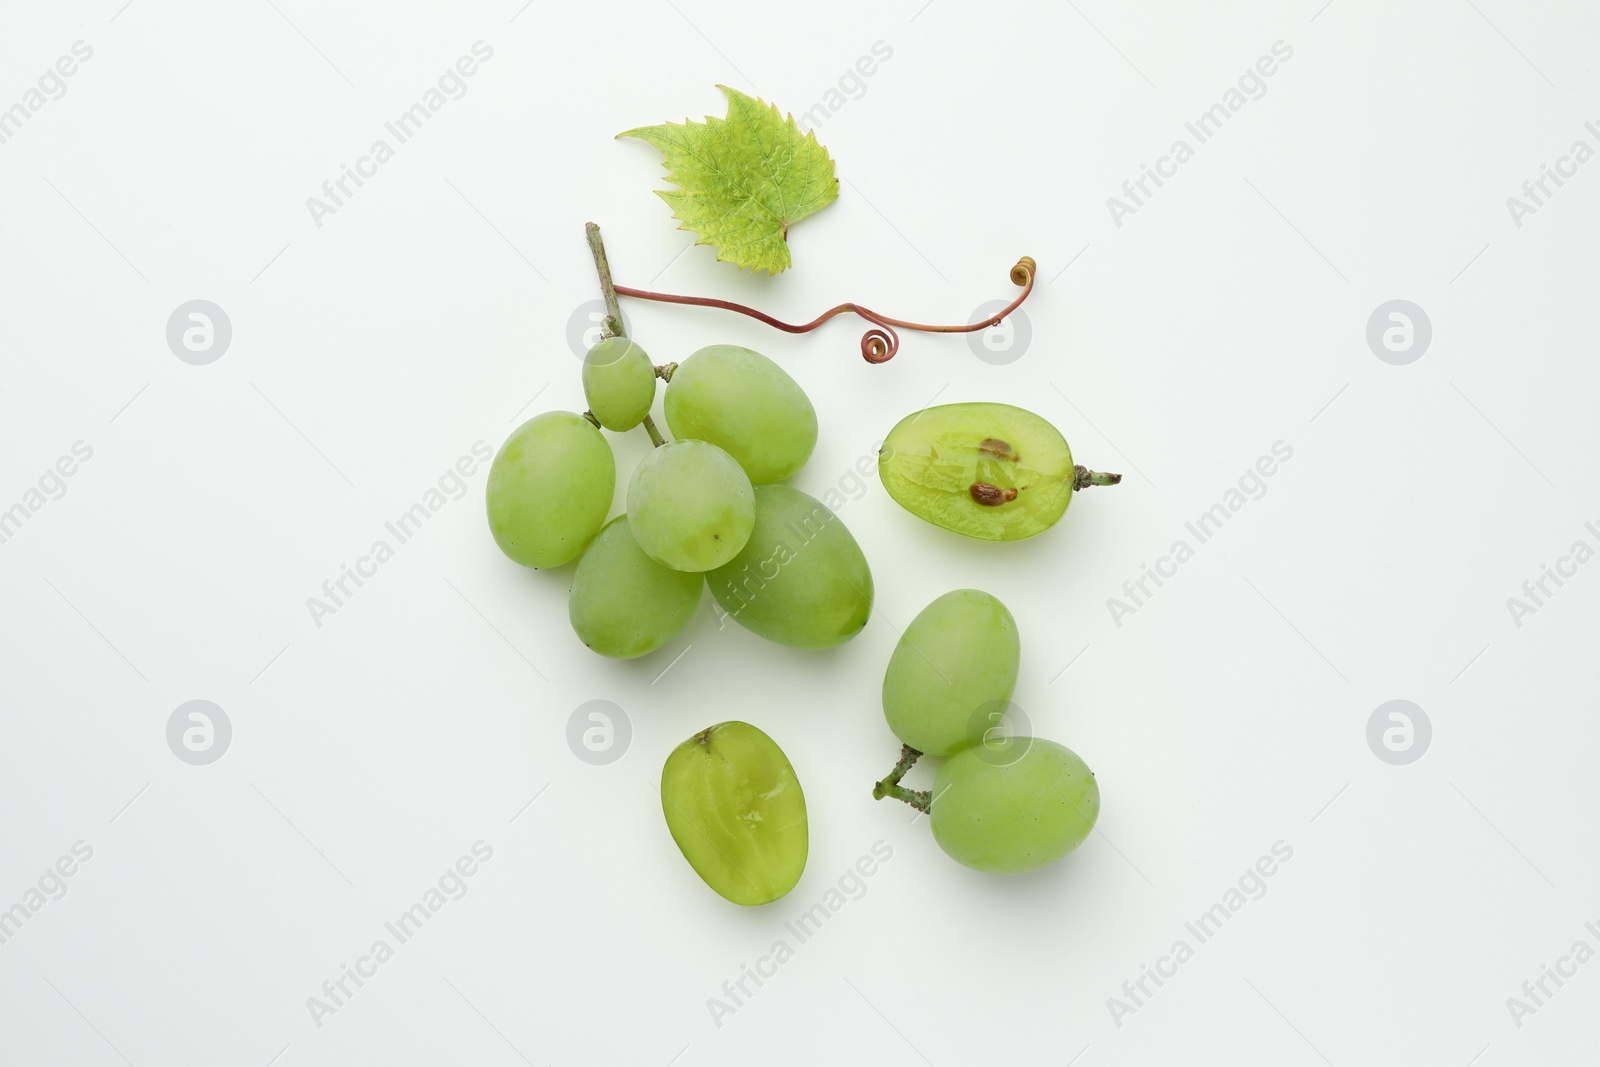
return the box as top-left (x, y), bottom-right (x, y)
top-left (706, 485), bottom-right (872, 649)
top-left (930, 737), bottom-right (1099, 874)
top-left (882, 589), bottom-right (1019, 756)
top-left (664, 344), bottom-right (817, 483)
top-left (879, 402), bottom-right (1120, 541)
top-left (627, 439), bottom-right (754, 572)
top-left (660, 721), bottom-right (808, 906)
top-left (569, 516), bottom-right (701, 658)
top-left (582, 337), bottom-right (656, 431)
top-left (486, 411), bottom-right (614, 568)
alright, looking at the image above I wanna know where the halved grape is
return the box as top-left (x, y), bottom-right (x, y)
top-left (627, 439), bottom-right (754, 572)
top-left (486, 411), bottom-right (613, 568)
top-left (706, 485), bottom-right (872, 649)
top-left (879, 402), bottom-right (1119, 541)
top-left (664, 345), bottom-right (817, 483)
top-left (661, 721), bottom-right (807, 906)
top-left (931, 737), bottom-right (1098, 874)
top-left (882, 589), bottom-right (1019, 756)
top-left (583, 337), bottom-right (656, 431)
top-left (569, 517), bottom-right (701, 658)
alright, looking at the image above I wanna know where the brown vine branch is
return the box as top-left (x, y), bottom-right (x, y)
top-left (612, 256), bottom-right (1037, 364)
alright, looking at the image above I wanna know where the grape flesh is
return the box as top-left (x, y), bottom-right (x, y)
top-left (706, 485), bottom-right (872, 649)
top-left (486, 411), bottom-right (613, 568)
top-left (664, 345), bottom-right (817, 483)
top-left (931, 737), bottom-right (1098, 873)
top-left (582, 337), bottom-right (656, 431)
top-left (627, 439), bottom-right (754, 572)
top-left (880, 402), bottom-right (1077, 541)
top-left (882, 589), bottom-right (1019, 756)
top-left (660, 721), bottom-right (807, 906)
top-left (569, 516), bottom-right (701, 658)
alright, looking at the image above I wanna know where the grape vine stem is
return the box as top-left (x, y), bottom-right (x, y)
top-left (586, 221), bottom-right (665, 446)
top-left (586, 221), bottom-right (1037, 363)
top-left (872, 743), bottom-right (930, 813)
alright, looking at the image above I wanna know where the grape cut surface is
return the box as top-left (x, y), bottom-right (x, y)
top-left (880, 402), bottom-right (1081, 541)
top-left (660, 721), bottom-right (808, 906)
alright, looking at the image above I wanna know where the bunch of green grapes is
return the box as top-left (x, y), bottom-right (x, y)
top-left (874, 589), bottom-right (1099, 874)
top-left (485, 337), bottom-right (872, 660)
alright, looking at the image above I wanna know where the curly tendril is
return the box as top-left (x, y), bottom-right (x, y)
top-left (610, 255), bottom-right (1036, 364)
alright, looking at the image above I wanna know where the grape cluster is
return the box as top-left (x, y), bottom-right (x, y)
top-left (486, 337), bottom-right (872, 660)
top-left (876, 590), bottom-right (1100, 874)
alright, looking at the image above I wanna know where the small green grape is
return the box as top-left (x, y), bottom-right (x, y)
top-left (664, 344), bottom-right (817, 483)
top-left (660, 721), bottom-right (808, 906)
top-left (582, 337), bottom-right (656, 431)
top-left (627, 439), bottom-right (754, 572)
top-left (569, 517), bottom-right (702, 658)
top-left (486, 411), bottom-right (613, 568)
top-left (930, 737), bottom-right (1099, 874)
top-left (879, 402), bottom-right (1119, 541)
top-left (705, 485), bottom-right (872, 649)
top-left (882, 589), bottom-right (1019, 756)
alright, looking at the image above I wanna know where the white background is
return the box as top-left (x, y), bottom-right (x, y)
top-left (2, 0), bottom-right (1597, 1064)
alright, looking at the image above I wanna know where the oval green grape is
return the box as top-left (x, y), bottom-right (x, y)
top-left (582, 337), bottom-right (656, 431)
top-left (569, 516), bottom-right (702, 658)
top-left (664, 344), bottom-right (817, 483)
top-left (486, 411), bottom-right (614, 568)
top-left (882, 589), bottom-right (1019, 756)
top-left (660, 721), bottom-right (808, 906)
top-left (627, 439), bottom-right (754, 572)
top-left (931, 737), bottom-right (1099, 874)
top-left (880, 402), bottom-right (1117, 541)
top-left (705, 485), bottom-right (873, 649)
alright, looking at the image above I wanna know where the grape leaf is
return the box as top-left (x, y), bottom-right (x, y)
top-left (619, 86), bottom-right (838, 275)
